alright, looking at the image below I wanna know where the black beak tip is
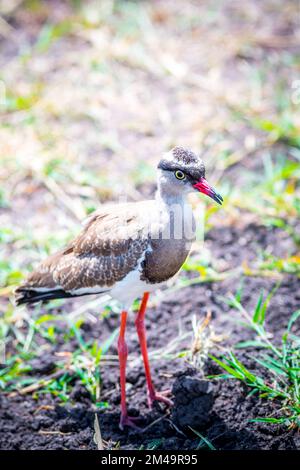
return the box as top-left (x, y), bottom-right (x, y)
top-left (213, 192), bottom-right (223, 205)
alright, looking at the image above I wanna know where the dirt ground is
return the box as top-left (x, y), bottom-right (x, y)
top-left (1, 223), bottom-right (299, 450)
top-left (0, 0), bottom-right (299, 451)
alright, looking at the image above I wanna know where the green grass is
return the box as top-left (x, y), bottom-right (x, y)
top-left (226, 152), bottom-right (300, 238)
top-left (0, 303), bottom-right (118, 406)
top-left (209, 288), bottom-right (300, 428)
top-left (257, 254), bottom-right (300, 277)
top-left (189, 427), bottom-right (216, 450)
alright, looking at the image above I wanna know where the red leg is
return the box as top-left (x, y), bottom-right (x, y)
top-left (135, 292), bottom-right (174, 408)
top-left (118, 310), bottom-right (140, 430)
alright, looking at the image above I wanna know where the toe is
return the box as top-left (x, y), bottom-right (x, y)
top-left (148, 391), bottom-right (174, 408)
top-left (119, 415), bottom-right (141, 430)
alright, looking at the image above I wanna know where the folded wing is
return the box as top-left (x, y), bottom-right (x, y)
top-left (15, 202), bottom-right (152, 305)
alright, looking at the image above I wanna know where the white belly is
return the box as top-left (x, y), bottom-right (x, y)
top-left (109, 264), bottom-right (161, 310)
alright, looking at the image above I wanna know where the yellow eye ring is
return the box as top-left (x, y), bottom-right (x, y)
top-left (175, 170), bottom-right (186, 180)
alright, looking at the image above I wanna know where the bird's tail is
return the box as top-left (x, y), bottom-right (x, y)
top-left (14, 286), bottom-right (76, 306)
top-left (15, 285), bottom-right (110, 306)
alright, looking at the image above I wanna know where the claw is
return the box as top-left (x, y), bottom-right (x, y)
top-left (148, 390), bottom-right (174, 409)
top-left (119, 414), bottom-right (141, 430)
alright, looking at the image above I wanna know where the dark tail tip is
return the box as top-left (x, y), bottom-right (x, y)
top-left (14, 286), bottom-right (76, 305)
top-left (14, 286), bottom-right (108, 306)
top-left (14, 287), bottom-right (39, 306)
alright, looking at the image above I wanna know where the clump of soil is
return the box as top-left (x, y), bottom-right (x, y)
top-left (171, 374), bottom-right (214, 431)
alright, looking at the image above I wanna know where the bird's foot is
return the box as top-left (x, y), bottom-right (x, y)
top-left (119, 414), bottom-right (141, 431)
top-left (148, 389), bottom-right (174, 409)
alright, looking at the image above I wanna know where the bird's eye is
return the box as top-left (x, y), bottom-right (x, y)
top-left (175, 170), bottom-right (186, 180)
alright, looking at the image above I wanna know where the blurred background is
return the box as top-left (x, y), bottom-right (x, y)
top-left (1, 0), bottom-right (299, 287)
top-left (0, 0), bottom-right (300, 450)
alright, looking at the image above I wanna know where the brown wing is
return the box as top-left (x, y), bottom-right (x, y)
top-left (19, 202), bottom-right (152, 293)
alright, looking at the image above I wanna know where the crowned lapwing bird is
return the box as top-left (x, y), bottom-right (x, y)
top-left (15, 146), bottom-right (222, 429)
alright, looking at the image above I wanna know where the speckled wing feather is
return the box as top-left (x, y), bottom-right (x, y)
top-left (15, 202), bottom-right (153, 304)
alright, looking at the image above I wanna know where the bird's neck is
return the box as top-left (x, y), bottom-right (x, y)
top-left (155, 190), bottom-right (187, 207)
top-left (155, 174), bottom-right (196, 243)
top-left (155, 179), bottom-right (189, 208)
top-left (155, 180), bottom-right (194, 221)
top-left (155, 187), bottom-right (195, 244)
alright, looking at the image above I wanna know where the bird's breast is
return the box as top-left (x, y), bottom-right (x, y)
top-left (141, 237), bottom-right (193, 284)
top-left (141, 204), bottom-right (195, 284)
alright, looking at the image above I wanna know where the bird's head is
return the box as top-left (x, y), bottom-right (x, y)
top-left (157, 146), bottom-right (223, 205)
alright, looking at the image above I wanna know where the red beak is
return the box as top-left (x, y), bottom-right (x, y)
top-left (193, 178), bottom-right (223, 205)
